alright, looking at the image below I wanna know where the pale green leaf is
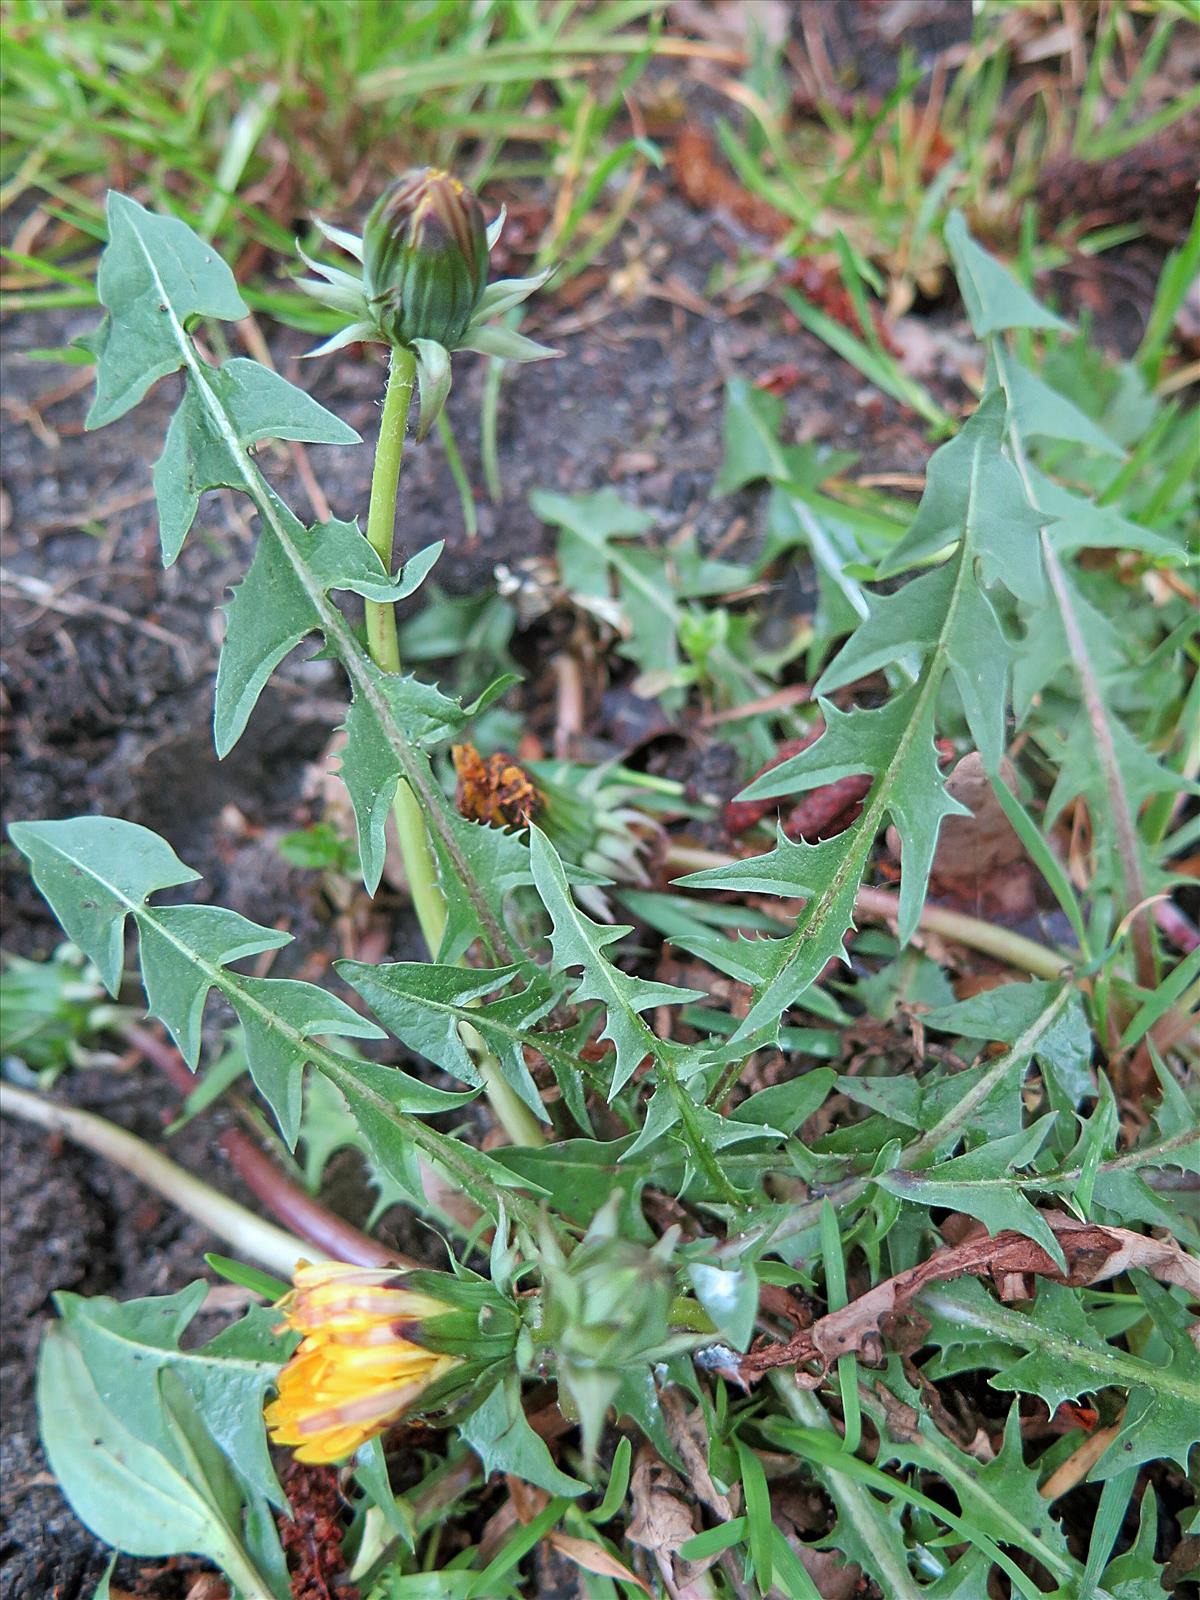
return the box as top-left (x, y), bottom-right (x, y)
top-left (214, 516), bottom-right (442, 758)
top-left (713, 377), bottom-right (792, 493)
top-left (8, 816), bottom-right (396, 1146)
top-left (38, 1325), bottom-right (283, 1595)
top-left (459, 1378), bottom-right (585, 1496)
top-left (153, 360), bottom-right (358, 564)
top-left (996, 348), bottom-right (1125, 459)
top-left (412, 337), bottom-right (451, 442)
top-left (878, 1115), bottom-right (1068, 1268)
top-left (458, 324), bottom-right (559, 362)
top-left (9, 815), bottom-right (198, 994)
top-left (877, 389), bottom-right (1045, 604)
top-left (923, 1279), bottom-right (1200, 1476)
top-left (87, 191), bottom-right (248, 428)
top-left (944, 210), bottom-right (1069, 337)
top-left (56, 1285), bottom-right (291, 1508)
top-left (338, 960), bottom-right (559, 1118)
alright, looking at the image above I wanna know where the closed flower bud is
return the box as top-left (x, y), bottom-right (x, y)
top-left (363, 168), bottom-right (489, 350)
top-left (531, 1199), bottom-right (695, 1467)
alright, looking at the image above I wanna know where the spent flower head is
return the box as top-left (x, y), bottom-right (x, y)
top-left (265, 1260), bottom-right (519, 1464)
top-left (297, 167), bottom-right (559, 440)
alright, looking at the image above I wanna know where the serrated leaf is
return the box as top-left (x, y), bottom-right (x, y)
top-left (87, 191), bottom-right (248, 429)
top-left (676, 390), bottom-right (1051, 1035)
top-left (338, 960), bottom-right (558, 1119)
top-left (9, 815), bottom-right (199, 994)
top-left (870, 1384), bottom-right (1079, 1592)
top-left (768, 1388), bottom-right (1050, 1600)
top-left (154, 361), bottom-right (358, 564)
top-left (137, 905), bottom-right (289, 1068)
top-left (427, 811), bottom-right (538, 965)
top-left (315, 1048), bottom-right (545, 1239)
top-left (877, 390), bottom-right (1045, 604)
top-left (815, 561), bottom-right (1011, 770)
top-left (679, 689), bottom-right (965, 1032)
top-left (740, 693), bottom-right (969, 922)
top-left (339, 671), bottom-right (519, 895)
top-left (922, 980), bottom-right (1093, 1107)
top-left (84, 194), bottom-right (517, 934)
top-left (922, 1278), bottom-right (1200, 1476)
top-left (878, 1115), bottom-right (1068, 1268)
top-left (215, 521), bottom-right (442, 759)
top-left (944, 210), bottom-right (1069, 338)
top-left (8, 816), bottom-right (441, 1147)
top-left (529, 826), bottom-right (703, 1097)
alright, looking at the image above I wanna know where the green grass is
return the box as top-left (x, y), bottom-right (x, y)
top-left (702, 0), bottom-right (1200, 316)
top-left (1, 0), bottom-right (666, 323)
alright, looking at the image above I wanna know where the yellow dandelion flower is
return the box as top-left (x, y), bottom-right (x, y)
top-left (265, 1262), bottom-right (462, 1464)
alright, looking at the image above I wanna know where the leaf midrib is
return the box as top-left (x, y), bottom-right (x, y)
top-left (30, 827), bottom-right (530, 1230)
top-left (743, 434), bottom-right (987, 1032)
top-left (76, 1316), bottom-right (277, 1380)
top-left (922, 1288), bottom-right (1200, 1402)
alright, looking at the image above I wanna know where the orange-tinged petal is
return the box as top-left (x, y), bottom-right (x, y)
top-left (265, 1260), bottom-right (462, 1465)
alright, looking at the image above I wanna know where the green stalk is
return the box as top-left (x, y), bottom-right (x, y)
top-left (365, 345), bottom-right (416, 673)
top-left (365, 346), bottom-right (544, 1150)
top-left (364, 345), bottom-right (449, 963)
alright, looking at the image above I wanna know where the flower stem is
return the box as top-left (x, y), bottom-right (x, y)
top-left (365, 345), bottom-right (416, 670)
top-left (364, 344), bottom-right (448, 962)
top-left (364, 346), bottom-right (544, 1150)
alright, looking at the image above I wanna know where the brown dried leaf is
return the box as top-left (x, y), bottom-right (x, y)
top-left (916, 753), bottom-right (1038, 918)
top-left (547, 1532), bottom-right (652, 1594)
top-left (626, 1447), bottom-right (698, 1558)
top-left (739, 1212), bottom-right (1200, 1381)
top-left (658, 1388), bottom-right (738, 1523)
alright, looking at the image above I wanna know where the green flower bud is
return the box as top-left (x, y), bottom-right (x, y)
top-left (362, 168), bottom-right (489, 350)
top-left (529, 1199), bottom-right (697, 1467)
